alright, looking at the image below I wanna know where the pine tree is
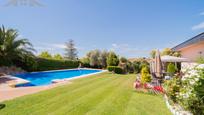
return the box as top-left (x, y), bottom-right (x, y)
top-left (64, 39), bottom-right (78, 60)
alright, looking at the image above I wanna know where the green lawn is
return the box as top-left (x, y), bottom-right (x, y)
top-left (0, 72), bottom-right (171, 115)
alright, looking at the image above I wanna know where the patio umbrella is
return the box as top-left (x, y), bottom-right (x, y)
top-left (155, 50), bottom-right (163, 78)
top-left (149, 59), bottom-right (155, 74)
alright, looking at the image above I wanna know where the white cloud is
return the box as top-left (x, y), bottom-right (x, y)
top-left (50, 44), bottom-right (66, 49)
top-left (192, 22), bottom-right (204, 30)
top-left (111, 43), bottom-right (129, 49)
top-left (191, 11), bottom-right (204, 30)
top-left (112, 43), bottom-right (118, 48)
top-left (37, 43), bottom-right (65, 49)
top-left (35, 43), bottom-right (66, 49)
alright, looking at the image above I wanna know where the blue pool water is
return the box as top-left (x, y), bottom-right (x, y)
top-left (15, 69), bottom-right (101, 87)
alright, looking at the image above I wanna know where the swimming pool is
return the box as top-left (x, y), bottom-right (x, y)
top-left (15, 69), bottom-right (102, 87)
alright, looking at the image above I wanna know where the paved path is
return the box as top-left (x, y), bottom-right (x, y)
top-left (0, 81), bottom-right (71, 102)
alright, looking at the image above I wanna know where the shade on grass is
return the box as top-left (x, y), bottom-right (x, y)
top-left (0, 72), bottom-right (171, 115)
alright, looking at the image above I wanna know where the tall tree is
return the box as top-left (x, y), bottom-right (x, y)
top-left (0, 26), bottom-right (35, 66)
top-left (53, 54), bottom-right (63, 60)
top-left (150, 48), bottom-right (181, 58)
top-left (150, 49), bottom-right (156, 58)
top-left (120, 57), bottom-right (128, 63)
top-left (161, 48), bottom-right (181, 57)
top-left (83, 50), bottom-right (109, 68)
top-left (106, 51), bottom-right (119, 66)
top-left (64, 39), bottom-right (78, 60)
top-left (87, 50), bottom-right (100, 67)
top-left (161, 48), bottom-right (172, 56)
top-left (99, 50), bottom-right (109, 68)
top-left (39, 51), bottom-right (52, 59)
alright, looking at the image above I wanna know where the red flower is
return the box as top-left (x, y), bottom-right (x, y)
top-left (153, 86), bottom-right (164, 93)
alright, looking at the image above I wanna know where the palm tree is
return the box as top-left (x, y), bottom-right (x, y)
top-left (0, 26), bottom-right (35, 66)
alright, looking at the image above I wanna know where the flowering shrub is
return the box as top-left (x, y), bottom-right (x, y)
top-left (134, 80), bottom-right (164, 94)
top-left (178, 64), bottom-right (204, 115)
top-left (164, 64), bottom-right (204, 114)
top-left (163, 77), bottom-right (181, 102)
top-left (153, 86), bottom-right (164, 94)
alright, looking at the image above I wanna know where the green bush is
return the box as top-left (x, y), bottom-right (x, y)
top-left (114, 67), bottom-right (123, 74)
top-left (141, 66), bottom-right (151, 83)
top-left (36, 58), bottom-right (79, 71)
top-left (163, 77), bottom-right (181, 102)
top-left (167, 63), bottom-right (177, 76)
top-left (107, 66), bottom-right (123, 74)
top-left (107, 66), bottom-right (115, 72)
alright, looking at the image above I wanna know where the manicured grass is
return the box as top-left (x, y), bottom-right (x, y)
top-left (0, 72), bottom-right (171, 115)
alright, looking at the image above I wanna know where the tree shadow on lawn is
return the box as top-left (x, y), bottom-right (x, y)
top-left (0, 104), bottom-right (6, 110)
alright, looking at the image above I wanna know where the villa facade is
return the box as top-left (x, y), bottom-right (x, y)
top-left (172, 32), bottom-right (204, 61)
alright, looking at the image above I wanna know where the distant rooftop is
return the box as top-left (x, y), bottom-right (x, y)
top-left (172, 32), bottom-right (204, 51)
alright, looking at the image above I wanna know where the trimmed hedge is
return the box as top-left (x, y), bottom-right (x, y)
top-left (107, 66), bottom-right (123, 74)
top-left (107, 66), bottom-right (115, 72)
top-left (36, 58), bottom-right (79, 71)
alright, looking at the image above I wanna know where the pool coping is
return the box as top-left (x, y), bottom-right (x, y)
top-left (0, 75), bottom-right (30, 87)
top-left (63, 69), bottom-right (107, 81)
top-left (29, 68), bottom-right (103, 74)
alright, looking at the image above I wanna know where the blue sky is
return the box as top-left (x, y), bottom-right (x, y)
top-left (1, 0), bottom-right (204, 58)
